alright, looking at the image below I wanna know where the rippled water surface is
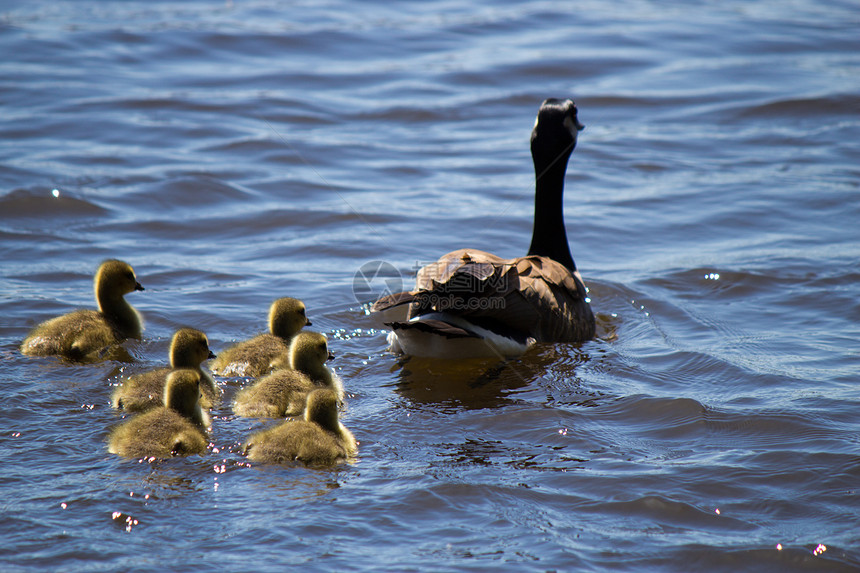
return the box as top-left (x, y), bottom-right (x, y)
top-left (2, 1), bottom-right (859, 571)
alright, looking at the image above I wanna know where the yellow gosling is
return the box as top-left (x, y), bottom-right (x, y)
top-left (111, 328), bottom-right (219, 412)
top-left (232, 331), bottom-right (340, 418)
top-left (242, 389), bottom-right (356, 466)
top-left (20, 259), bottom-right (144, 361)
top-left (108, 369), bottom-right (209, 459)
top-left (210, 297), bottom-right (311, 377)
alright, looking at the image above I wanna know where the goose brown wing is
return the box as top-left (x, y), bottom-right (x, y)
top-left (512, 255), bottom-right (594, 342)
top-left (402, 249), bottom-right (593, 343)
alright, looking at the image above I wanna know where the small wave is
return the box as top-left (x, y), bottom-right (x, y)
top-left (1, 188), bottom-right (108, 219)
top-left (598, 394), bottom-right (709, 439)
top-left (134, 174), bottom-right (252, 208)
top-left (735, 94), bottom-right (860, 119)
top-left (582, 494), bottom-right (753, 531)
top-left (636, 543), bottom-right (860, 572)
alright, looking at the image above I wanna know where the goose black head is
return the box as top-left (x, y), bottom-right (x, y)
top-left (531, 98), bottom-right (584, 171)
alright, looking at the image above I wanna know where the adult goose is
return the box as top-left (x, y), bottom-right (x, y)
top-left (20, 259), bottom-right (144, 361)
top-left (372, 98), bottom-right (595, 359)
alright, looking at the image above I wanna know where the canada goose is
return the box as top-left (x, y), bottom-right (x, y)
top-left (372, 99), bottom-right (595, 358)
top-left (210, 297), bottom-right (311, 377)
top-left (20, 259), bottom-right (145, 361)
top-left (232, 331), bottom-right (341, 418)
top-left (111, 328), bottom-right (219, 412)
top-left (242, 388), bottom-right (356, 466)
top-left (107, 369), bottom-right (209, 458)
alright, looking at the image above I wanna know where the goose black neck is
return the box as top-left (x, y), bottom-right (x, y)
top-left (527, 147), bottom-right (577, 272)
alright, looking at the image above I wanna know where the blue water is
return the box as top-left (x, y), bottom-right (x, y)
top-left (1, 1), bottom-right (859, 571)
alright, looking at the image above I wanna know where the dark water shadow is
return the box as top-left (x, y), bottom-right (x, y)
top-left (391, 342), bottom-right (596, 410)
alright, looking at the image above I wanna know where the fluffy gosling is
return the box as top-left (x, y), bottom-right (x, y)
top-left (111, 328), bottom-right (218, 412)
top-left (107, 369), bottom-right (210, 459)
top-left (20, 259), bottom-right (144, 361)
top-left (210, 297), bottom-right (311, 377)
top-left (232, 331), bottom-right (341, 418)
top-left (242, 388), bottom-right (356, 466)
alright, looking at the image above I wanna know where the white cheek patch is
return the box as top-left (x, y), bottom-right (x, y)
top-left (563, 115), bottom-right (578, 137)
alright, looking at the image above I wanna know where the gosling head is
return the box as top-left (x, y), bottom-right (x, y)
top-left (94, 259), bottom-right (144, 303)
top-left (531, 98), bottom-right (584, 172)
top-left (269, 297), bottom-right (312, 340)
top-left (169, 328), bottom-right (216, 368)
top-left (289, 331), bottom-right (334, 377)
top-left (303, 388), bottom-right (340, 434)
top-left (163, 369), bottom-right (203, 421)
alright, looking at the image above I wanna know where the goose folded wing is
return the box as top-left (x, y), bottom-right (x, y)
top-left (514, 256), bottom-right (592, 342)
top-left (410, 251), bottom-right (586, 342)
top-left (372, 249), bottom-right (591, 344)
